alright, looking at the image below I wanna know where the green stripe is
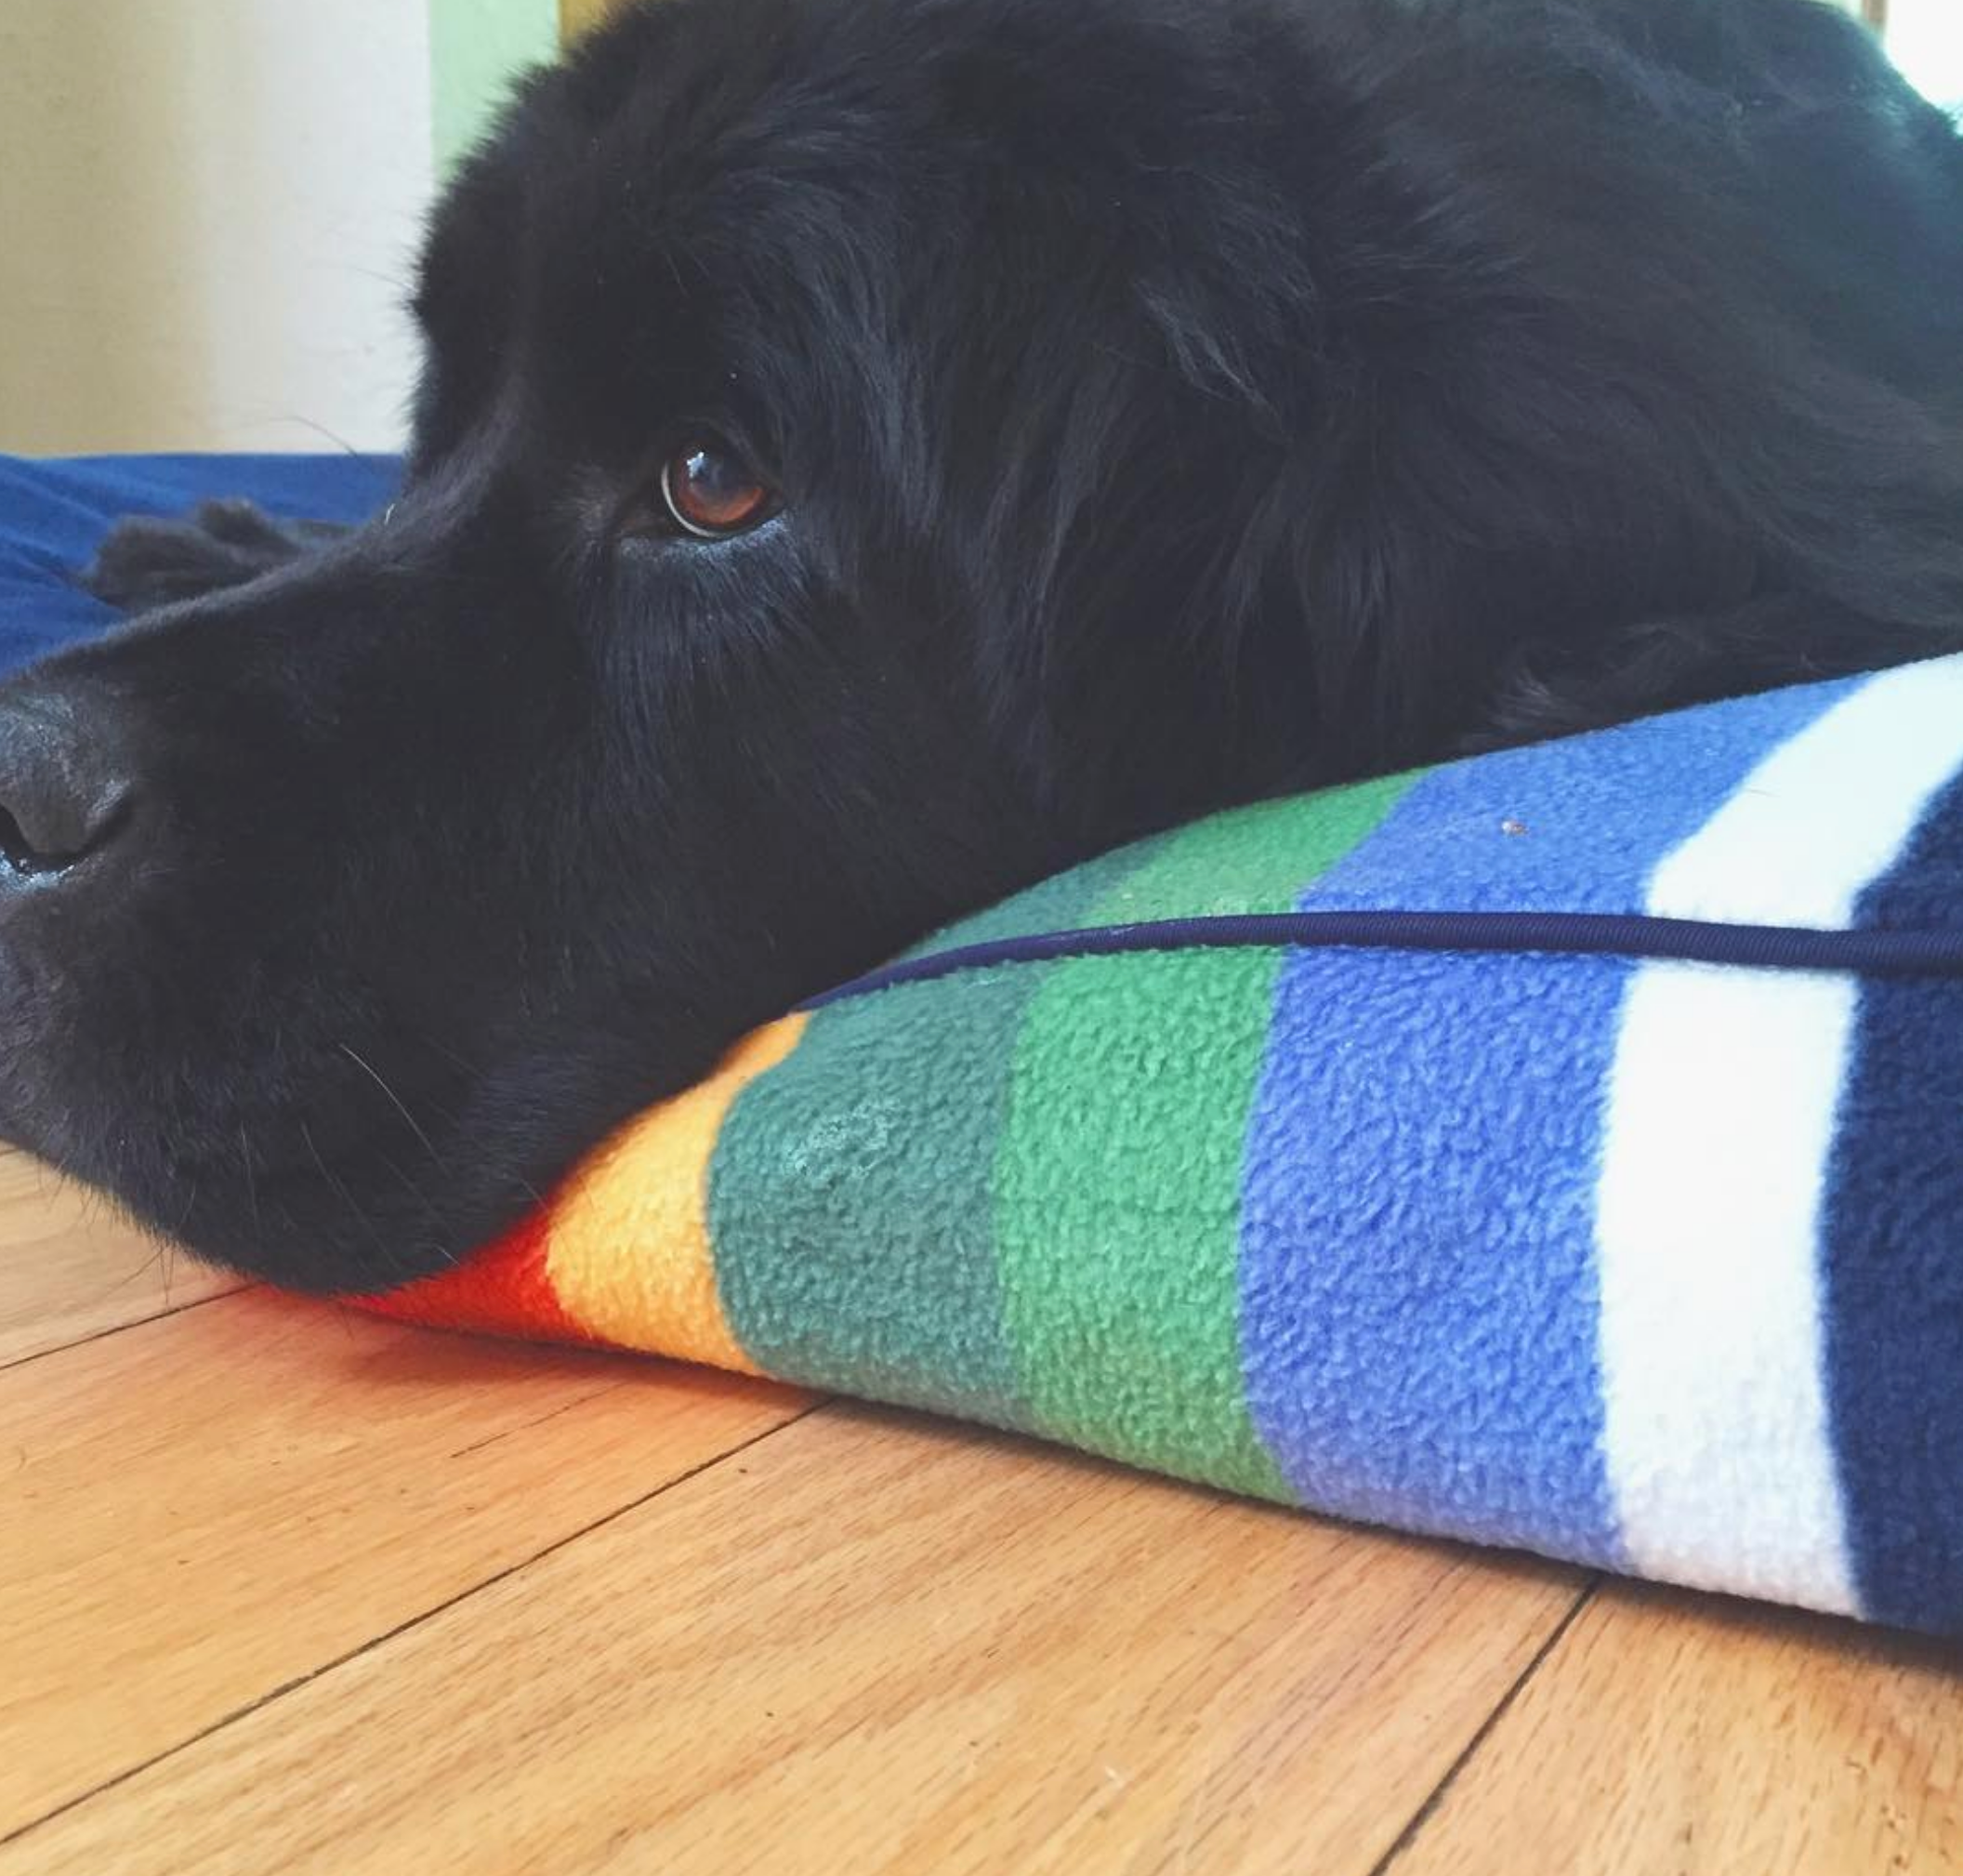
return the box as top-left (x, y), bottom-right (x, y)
top-left (993, 773), bottom-right (1423, 1496)
top-left (709, 837), bottom-right (1172, 1422)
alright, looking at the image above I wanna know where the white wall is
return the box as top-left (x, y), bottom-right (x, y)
top-left (0, 1), bottom-right (435, 456)
top-left (0, 1), bottom-right (1950, 456)
top-left (1890, 0), bottom-right (1963, 107)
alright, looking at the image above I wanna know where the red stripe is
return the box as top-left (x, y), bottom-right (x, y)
top-left (350, 1203), bottom-right (592, 1343)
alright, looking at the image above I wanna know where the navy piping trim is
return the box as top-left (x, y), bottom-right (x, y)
top-left (799, 910), bottom-right (1963, 1011)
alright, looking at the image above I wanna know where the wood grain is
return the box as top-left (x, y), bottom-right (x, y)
top-left (4, 1403), bottom-right (1586, 1876)
top-left (1389, 1581), bottom-right (1963, 1875)
top-left (0, 1153), bottom-right (240, 1368)
top-left (6, 1097), bottom-right (1952, 1872)
top-left (0, 1289), bottom-right (812, 1837)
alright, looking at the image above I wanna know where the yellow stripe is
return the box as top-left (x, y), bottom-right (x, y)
top-left (544, 1014), bottom-right (809, 1368)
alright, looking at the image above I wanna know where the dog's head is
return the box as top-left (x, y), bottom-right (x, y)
top-left (1, 0), bottom-right (1381, 1291)
top-left (3, 0), bottom-right (1948, 1291)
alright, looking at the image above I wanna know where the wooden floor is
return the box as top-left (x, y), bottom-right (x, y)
top-left (2, 1152), bottom-right (1958, 1874)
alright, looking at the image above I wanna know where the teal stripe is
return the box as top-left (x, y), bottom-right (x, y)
top-left (708, 836), bottom-right (1172, 1421)
top-left (993, 774), bottom-right (1424, 1495)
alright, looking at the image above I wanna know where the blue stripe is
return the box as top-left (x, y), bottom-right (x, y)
top-left (1822, 770), bottom-right (1963, 1633)
top-left (1236, 675), bottom-right (1857, 1564)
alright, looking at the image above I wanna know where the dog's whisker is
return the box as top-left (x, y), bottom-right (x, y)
top-left (237, 1123), bottom-right (264, 1249)
top-left (300, 1121), bottom-right (390, 1263)
top-left (337, 1043), bottom-right (445, 1167)
top-left (410, 1030), bottom-right (480, 1078)
top-left (277, 415), bottom-right (365, 461)
top-left (162, 1182), bottom-right (197, 1305)
top-left (369, 1147), bottom-right (461, 1268)
top-left (101, 1234), bottom-right (171, 1301)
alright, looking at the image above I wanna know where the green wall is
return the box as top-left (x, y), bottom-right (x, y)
top-left (428, 0), bottom-right (561, 172)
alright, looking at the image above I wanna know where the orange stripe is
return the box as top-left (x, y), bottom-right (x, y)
top-left (543, 1014), bottom-right (809, 1369)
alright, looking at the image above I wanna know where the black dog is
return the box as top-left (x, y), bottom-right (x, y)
top-left (6, 0), bottom-right (1962, 1293)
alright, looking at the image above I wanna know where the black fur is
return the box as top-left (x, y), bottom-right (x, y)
top-left (7, 0), bottom-right (1962, 1291)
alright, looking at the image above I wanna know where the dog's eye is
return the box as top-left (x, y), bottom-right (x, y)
top-left (654, 438), bottom-right (778, 540)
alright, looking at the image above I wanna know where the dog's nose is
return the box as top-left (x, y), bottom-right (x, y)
top-left (0, 685), bottom-right (136, 879)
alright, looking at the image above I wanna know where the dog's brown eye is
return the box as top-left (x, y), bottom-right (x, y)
top-left (657, 440), bottom-right (776, 539)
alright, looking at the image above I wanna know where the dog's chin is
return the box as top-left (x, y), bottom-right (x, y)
top-left (0, 1066), bottom-right (514, 1299)
top-left (0, 987), bottom-right (531, 1299)
top-left (107, 1156), bottom-right (512, 1301)
top-left (0, 936), bottom-right (746, 1297)
top-left (12, 1114), bottom-right (553, 1299)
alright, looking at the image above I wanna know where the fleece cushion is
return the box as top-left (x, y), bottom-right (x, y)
top-left (363, 654), bottom-right (1963, 1639)
top-left (2, 456), bottom-right (1959, 1636)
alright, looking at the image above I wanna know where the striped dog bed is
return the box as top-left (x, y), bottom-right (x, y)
top-left (369, 654), bottom-right (1963, 1637)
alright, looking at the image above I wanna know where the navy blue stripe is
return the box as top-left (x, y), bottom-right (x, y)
top-left (1821, 775), bottom-right (1963, 1634)
top-left (801, 910), bottom-right (1963, 1010)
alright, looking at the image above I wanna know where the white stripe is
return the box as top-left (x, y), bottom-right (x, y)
top-left (1648, 655), bottom-right (1963, 927)
top-left (1597, 968), bottom-right (1862, 1610)
top-left (1597, 656), bottom-right (1963, 1616)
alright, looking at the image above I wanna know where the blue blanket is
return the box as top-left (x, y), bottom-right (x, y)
top-left (0, 453), bottom-right (394, 672)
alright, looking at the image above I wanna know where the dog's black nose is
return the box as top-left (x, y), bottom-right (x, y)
top-left (0, 685), bottom-right (136, 879)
